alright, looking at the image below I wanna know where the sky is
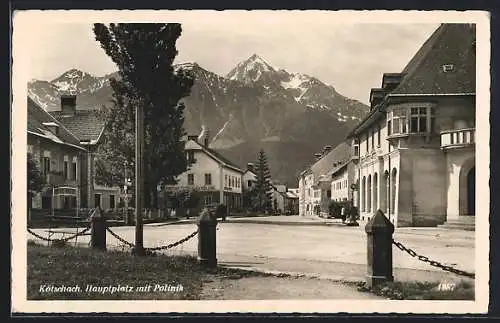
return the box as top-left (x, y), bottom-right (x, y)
top-left (25, 17), bottom-right (439, 105)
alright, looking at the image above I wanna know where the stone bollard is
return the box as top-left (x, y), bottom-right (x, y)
top-left (91, 206), bottom-right (107, 251)
top-left (197, 207), bottom-right (218, 269)
top-left (365, 209), bottom-right (394, 288)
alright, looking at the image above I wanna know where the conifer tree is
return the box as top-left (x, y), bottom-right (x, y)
top-left (92, 23), bottom-right (194, 209)
top-left (27, 152), bottom-right (44, 196)
top-left (252, 149), bottom-right (273, 212)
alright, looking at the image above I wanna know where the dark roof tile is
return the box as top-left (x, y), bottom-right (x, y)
top-left (28, 97), bottom-right (82, 147)
top-left (392, 23), bottom-right (476, 95)
top-left (50, 109), bottom-right (105, 142)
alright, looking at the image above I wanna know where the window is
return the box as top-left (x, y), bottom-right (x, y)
top-left (387, 107), bottom-right (432, 136)
top-left (410, 107), bottom-right (427, 133)
top-left (63, 161), bottom-right (68, 179)
top-left (354, 145), bottom-right (359, 157)
top-left (371, 129), bottom-right (375, 149)
top-left (187, 151), bottom-right (195, 164)
top-left (442, 64), bottom-right (454, 72)
top-left (204, 194), bottom-right (213, 205)
top-left (71, 162), bottom-right (77, 180)
top-left (42, 157), bottom-right (50, 176)
top-left (187, 173), bottom-right (194, 185)
top-left (248, 180), bottom-right (252, 187)
top-left (365, 135), bottom-right (368, 153)
top-left (225, 175), bottom-right (228, 187)
top-left (327, 190), bottom-right (331, 198)
top-left (204, 173), bottom-right (212, 185)
top-left (94, 194), bottom-right (101, 208)
top-left (377, 125), bottom-right (381, 146)
top-left (110, 195), bottom-right (115, 209)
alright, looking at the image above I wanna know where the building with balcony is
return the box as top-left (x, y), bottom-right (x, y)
top-left (346, 23), bottom-right (476, 227)
top-left (47, 94), bottom-right (120, 210)
top-left (169, 131), bottom-right (244, 211)
top-left (28, 97), bottom-right (88, 211)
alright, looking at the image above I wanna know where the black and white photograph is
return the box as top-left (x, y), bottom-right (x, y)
top-left (11, 10), bottom-right (490, 314)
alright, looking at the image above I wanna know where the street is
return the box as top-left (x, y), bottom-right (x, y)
top-left (29, 221), bottom-right (475, 279)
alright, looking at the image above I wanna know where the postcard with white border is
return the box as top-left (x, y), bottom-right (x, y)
top-left (11, 9), bottom-right (490, 314)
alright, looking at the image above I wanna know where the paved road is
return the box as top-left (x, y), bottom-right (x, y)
top-left (29, 221), bottom-right (475, 281)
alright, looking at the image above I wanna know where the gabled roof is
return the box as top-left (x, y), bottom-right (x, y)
top-left (188, 139), bottom-right (244, 173)
top-left (244, 169), bottom-right (257, 177)
top-left (309, 142), bottom-right (350, 185)
top-left (50, 109), bottom-right (105, 144)
top-left (347, 23), bottom-right (476, 138)
top-left (28, 97), bottom-right (85, 150)
top-left (392, 23), bottom-right (476, 95)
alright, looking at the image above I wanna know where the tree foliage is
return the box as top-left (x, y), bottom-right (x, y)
top-left (27, 153), bottom-right (44, 194)
top-left (252, 149), bottom-right (273, 212)
top-left (92, 23), bottom-right (194, 209)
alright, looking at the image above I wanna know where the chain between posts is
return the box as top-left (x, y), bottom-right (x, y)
top-left (105, 226), bottom-right (198, 252)
top-left (27, 225), bottom-right (91, 243)
top-left (392, 239), bottom-right (475, 279)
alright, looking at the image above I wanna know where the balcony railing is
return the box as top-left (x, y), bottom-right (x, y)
top-left (440, 128), bottom-right (475, 149)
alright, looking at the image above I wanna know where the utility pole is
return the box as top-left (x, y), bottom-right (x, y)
top-left (135, 104), bottom-right (144, 255)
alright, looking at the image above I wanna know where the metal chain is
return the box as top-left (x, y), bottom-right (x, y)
top-left (105, 227), bottom-right (136, 248)
top-left (392, 239), bottom-right (475, 279)
top-left (105, 227), bottom-right (199, 252)
top-left (27, 225), bottom-right (91, 243)
top-left (145, 230), bottom-right (198, 251)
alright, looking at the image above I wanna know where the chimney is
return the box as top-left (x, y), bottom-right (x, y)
top-left (247, 163), bottom-right (255, 173)
top-left (42, 122), bottom-right (60, 136)
top-left (323, 145), bottom-right (332, 154)
top-left (60, 94), bottom-right (77, 115)
top-left (204, 129), bottom-right (210, 147)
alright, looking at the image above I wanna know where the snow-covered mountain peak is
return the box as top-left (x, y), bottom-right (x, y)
top-left (226, 54), bottom-right (277, 83)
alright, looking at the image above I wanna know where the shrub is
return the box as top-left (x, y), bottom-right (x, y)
top-left (328, 200), bottom-right (354, 220)
top-left (215, 204), bottom-right (227, 219)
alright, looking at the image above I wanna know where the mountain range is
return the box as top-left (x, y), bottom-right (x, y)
top-left (28, 54), bottom-right (369, 186)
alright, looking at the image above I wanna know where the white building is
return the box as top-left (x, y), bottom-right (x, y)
top-left (170, 133), bottom-right (244, 210)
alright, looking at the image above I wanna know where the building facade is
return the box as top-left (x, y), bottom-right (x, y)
top-left (28, 97), bottom-right (88, 212)
top-left (49, 94), bottom-right (120, 211)
top-left (171, 134), bottom-right (244, 210)
top-left (298, 143), bottom-right (350, 216)
top-left (346, 23), bottom-right (476, 227)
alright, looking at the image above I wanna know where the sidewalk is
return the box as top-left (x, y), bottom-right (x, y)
top-left (148, 215), bottom-right (347, 227)
top-left (217, 253), bottom-right (473, 284)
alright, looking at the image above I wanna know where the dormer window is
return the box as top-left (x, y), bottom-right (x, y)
top-left (42, 122), bottom-right (60, 136)
top-left (442, 64), bottom-right (454, 73)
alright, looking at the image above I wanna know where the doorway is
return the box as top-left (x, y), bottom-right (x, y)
top-left (467, 166), bottom-right (475, 216)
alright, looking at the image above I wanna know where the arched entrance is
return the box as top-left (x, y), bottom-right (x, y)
top-left (459, 158), bottom-right (475, 216)
top-left (467, 167), bottom-right (475, 215)
top-left (391, 168), bottom-right (397, 215)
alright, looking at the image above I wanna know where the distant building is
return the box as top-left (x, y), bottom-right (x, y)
top-left (298, 143), bottom-right (349, 216)
top-left (346, 24), bottom-right (476, 227)
top-left (168, 131), bottom-right (244, 210)
top-left (272, 184), bottom-right (287, 213)
top-left (243, 163), bottom-right (257, 190)
top-left (49, 94), bottom-right (120, 210)
top-left (329, 160), bottom-right (356, 203)
top-left (285, 188), bottom-right (299, 214)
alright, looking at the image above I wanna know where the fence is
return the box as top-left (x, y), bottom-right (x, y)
top-left (365, 209), bottom-right (475, 287)
top-left (27, 206), bottom-right (210, 262)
